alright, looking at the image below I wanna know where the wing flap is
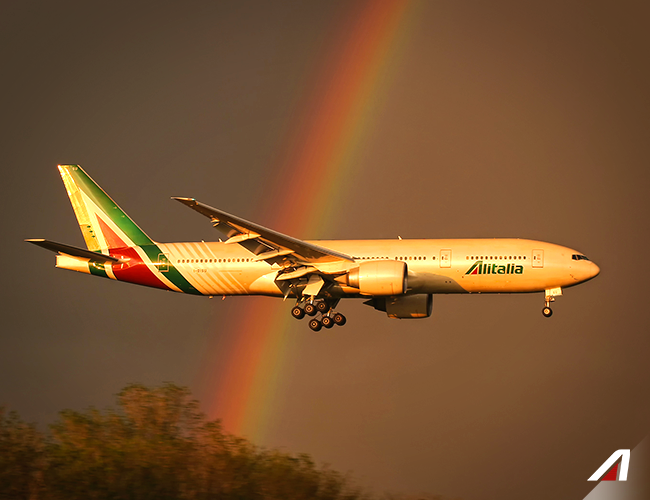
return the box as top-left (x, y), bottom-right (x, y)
top-left (276, 266), bottom-right (318, 281)
top-left (253, 249), bottom-right (295, 262)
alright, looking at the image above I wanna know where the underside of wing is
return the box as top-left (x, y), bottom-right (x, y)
top-left (172, 198), bottom-right (355, 267)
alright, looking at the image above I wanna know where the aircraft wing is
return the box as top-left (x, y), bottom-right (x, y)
top-left (172, 198), bottom-right (355, 265)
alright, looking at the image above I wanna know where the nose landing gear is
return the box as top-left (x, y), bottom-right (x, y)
top-left (542, 287), bottom-right (562, 318)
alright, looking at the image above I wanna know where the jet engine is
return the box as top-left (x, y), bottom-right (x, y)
top-left (344, 260), bottom-right (407, 295)
top-left (365, 294), bottom-right (433, 319)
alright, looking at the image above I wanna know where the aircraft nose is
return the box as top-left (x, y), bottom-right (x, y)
top-left (589, 261), bottom-right (600, 279)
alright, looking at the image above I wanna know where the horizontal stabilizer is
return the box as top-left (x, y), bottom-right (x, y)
top-left (25, 239), bottom-right (123, 263)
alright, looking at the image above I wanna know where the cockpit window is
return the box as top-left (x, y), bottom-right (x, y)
top-left (572, 254), bottom-right (590, 261)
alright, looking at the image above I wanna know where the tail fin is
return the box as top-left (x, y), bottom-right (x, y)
top-left (58, 165), bottom-right (154, 252)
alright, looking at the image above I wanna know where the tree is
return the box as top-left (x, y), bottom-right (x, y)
top-left (41, 383), bottom-right (366, 500)
top-left (0, 407), bottom-right (44, 500)
top-left (2, 383), bottom-right (455, 499)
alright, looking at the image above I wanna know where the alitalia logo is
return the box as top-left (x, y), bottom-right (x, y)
top-left (465, 260), bottom-right (524, 275)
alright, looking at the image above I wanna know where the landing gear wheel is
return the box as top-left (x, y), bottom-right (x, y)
top-left (304, 303), bottom-right (317, 316)
top-left (333, 313), bottom-right (346, 326)
top-left (291, 306), bottom-right (305, 320)
top-left (321, 316), bottom-right (334, 329)
top-left (316, 300), bottom-right (330, 313)
top-left (542, 307), bottom-right (553, 318)
top-left (308, 319), bottom-right (322, 331)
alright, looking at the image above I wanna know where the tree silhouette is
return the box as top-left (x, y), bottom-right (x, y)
top-left (1, 383), bottom-right (368, 500)
top-left (0, 407), bottom-right (44, 499)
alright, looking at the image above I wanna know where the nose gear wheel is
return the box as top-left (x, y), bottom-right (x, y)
top-left (542, 293), bottom-right (556, 318)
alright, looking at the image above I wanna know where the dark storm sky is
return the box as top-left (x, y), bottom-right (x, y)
top-left (2, 2), bottom-right (650, 499)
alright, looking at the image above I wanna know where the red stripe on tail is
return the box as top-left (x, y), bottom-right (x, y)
top-left (109, 247), bottom-right (170, 291)
top-left (97, 216), bottom-right (128, 249)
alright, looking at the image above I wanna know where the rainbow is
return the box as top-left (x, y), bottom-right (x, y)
top-left (196, 0), bottom-right (419, 440)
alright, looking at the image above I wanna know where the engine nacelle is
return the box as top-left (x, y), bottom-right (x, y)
top-left (346, 260), bottom-right (407, 296)
top-left (366, 294), bottom-right (433, 319)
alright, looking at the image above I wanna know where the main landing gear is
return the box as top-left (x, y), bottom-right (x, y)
top-left (291, 298), bottom-right (347, 331)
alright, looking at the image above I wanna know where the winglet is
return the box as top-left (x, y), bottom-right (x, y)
top-left (172, 197), bottom-right (222, 222)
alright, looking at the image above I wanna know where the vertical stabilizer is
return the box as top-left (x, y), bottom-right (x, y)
top-left (58, 165), bottom-right (154, 251)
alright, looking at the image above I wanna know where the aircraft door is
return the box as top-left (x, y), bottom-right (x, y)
top-left (158, 253), bottom-right (170, 272)
top-left (440, 249), bottom-right (452, 268)
top-left (532, 249), bottom-right (544, 268)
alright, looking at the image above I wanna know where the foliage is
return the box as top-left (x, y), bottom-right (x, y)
top-left (0, 407), bottom-right (44, 499)
top-left (0, 383), bottom-right (367, 500)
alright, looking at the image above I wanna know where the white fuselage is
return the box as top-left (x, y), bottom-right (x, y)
top-left (157, 238), bottom-right (600, 297)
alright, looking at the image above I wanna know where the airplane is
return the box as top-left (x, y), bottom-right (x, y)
top-left (27, 165), bottom-right (600, 331)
